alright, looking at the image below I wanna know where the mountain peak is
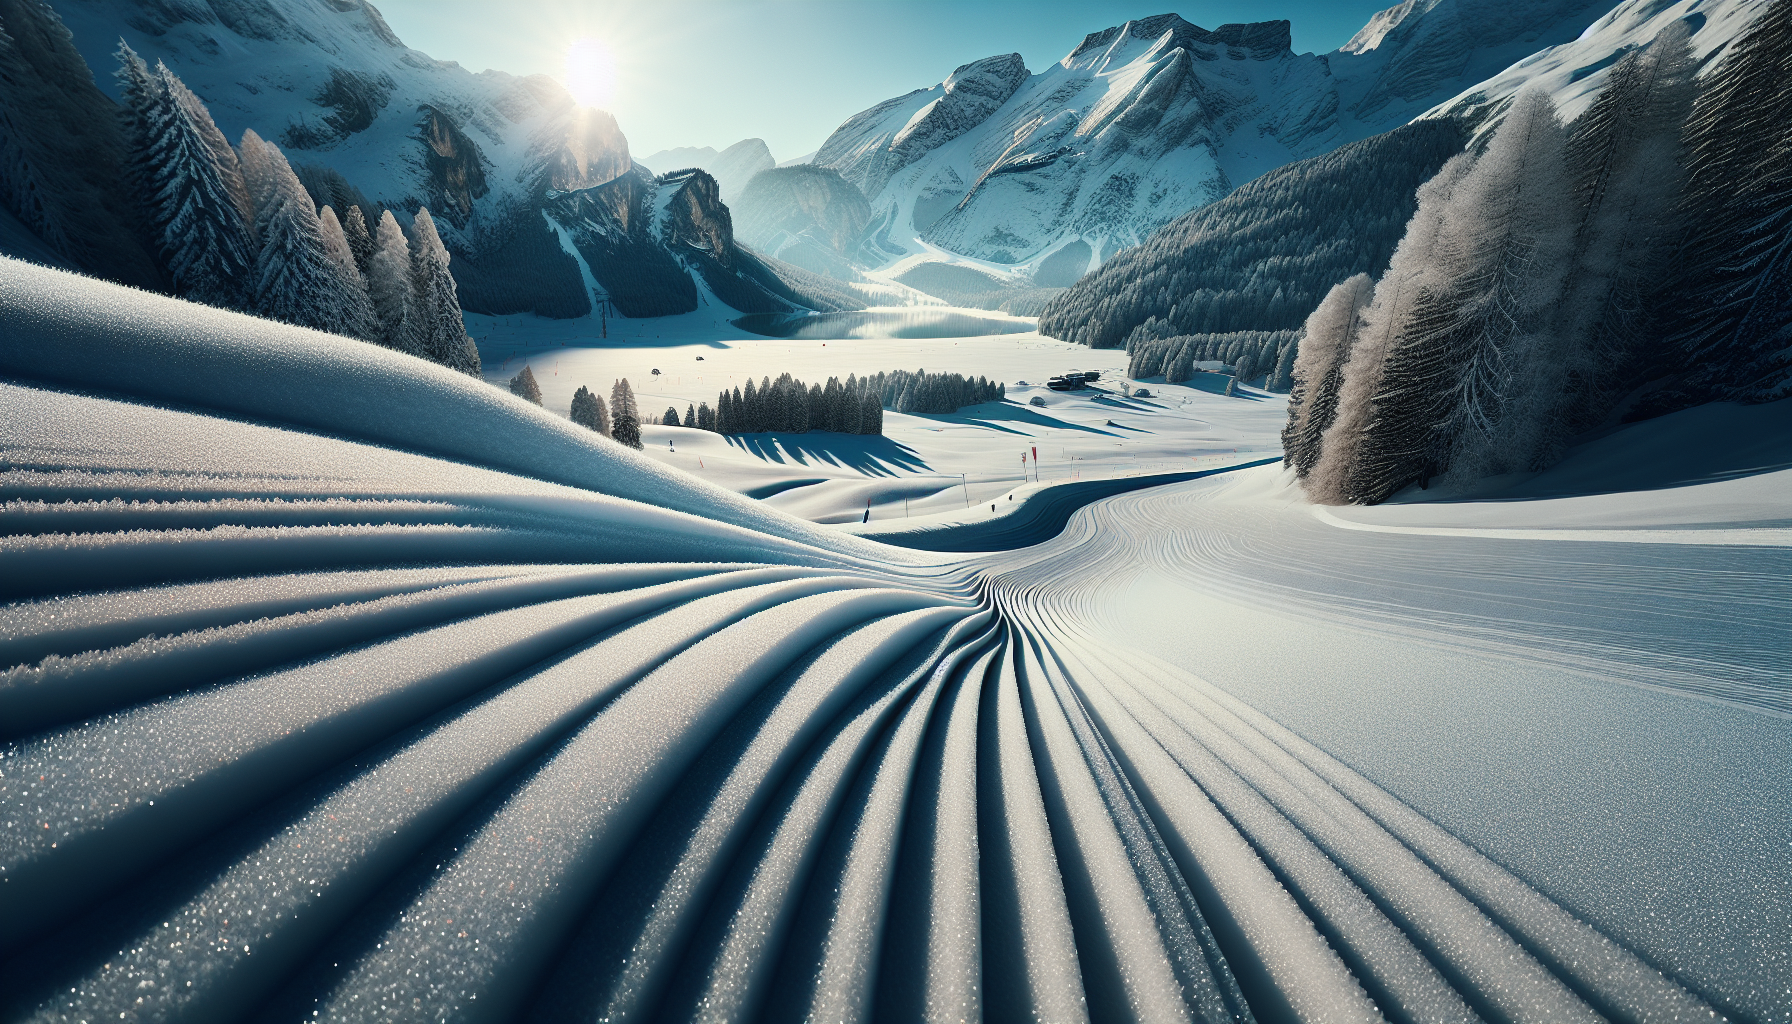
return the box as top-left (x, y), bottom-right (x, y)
top-left (1068, 14), bottom-right (1292, 62)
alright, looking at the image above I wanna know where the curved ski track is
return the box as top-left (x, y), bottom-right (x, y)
top-left (0, 261), bottom-right (1775, 1023)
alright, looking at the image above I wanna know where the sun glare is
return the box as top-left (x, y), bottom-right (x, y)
top-left (565, 37), bottom-right (616, 108)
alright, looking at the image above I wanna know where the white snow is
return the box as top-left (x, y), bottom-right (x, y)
top-left (1, 256), bottom-right (1786, 1022)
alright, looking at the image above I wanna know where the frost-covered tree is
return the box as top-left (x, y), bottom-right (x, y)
top-left (115, 51), bottom-right (256, 309)
top-left (860, 389), bottom-right (883, 434)
top-left (0, 16), bottom-right (162, 289)
top-left (366, 210), bottom-right (418, 354)
top-left (1353, 90), bottom-right (1575, 499)
top-left (1657, 0), bottom-right (1792, 405)
top-left (341, 204), bottom-right (374, 276)
top-left (1307, 152), bottom-right (1474, 504)
top-left (1529, 21), bottom-right (1697, 454)
top-left (509, 364), bottom-right (543, 405)
top-left (317, 206), bottom-right (376, 340)
top-left (409, 207), bottom-right (481, 376)
top-left (1282, 274), bottom-right (1373, 478)
top-left (571, 385), bottom-right (609, 436)
top-left (610, 378), bottom-right (642, 449)
top-left (239, 129), bottom-right (358, 333)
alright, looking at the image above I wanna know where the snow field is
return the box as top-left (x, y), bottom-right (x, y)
top-left (1, 260), bottom-right (1784, 1021)
top-left (471, 304), bottom-right (1287, 526)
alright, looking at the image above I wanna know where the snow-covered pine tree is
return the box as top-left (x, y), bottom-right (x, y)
top-left (1528, 21), bottom-right (1696, 455)
top-left (1349, 89), bottom-right (1576, 500)
top-left (341, 204), bottom-right (374, 276)
top-left (509, 365), bottom-right (543, 405)
top-left (366, 210), bottom-right (418, 354)
top-left (162, 67), bottom-right (253, 240)
top-left (571, 385), bottom-right (609, 436)
top-left (239, 130), bottom-right (358, 333)
top-left (1282, 274), bottom-right (1373, 478)
top-left (317, 206), bottom-right (376, 340)
top-left (861, 389), bottom-right (883, 435)
top-left (1307, 153), bottom-right (1475, 504)
top-left (408, 207), bottom-right (481, 376)
top-left (115, 55), bottom-right (256, 309)
top-left (610, 378), bottom-right (642, 449)
top-left (0, 19), bottom-right (161, 288)
top-left (1659, 0), bottom-right (1792, 405)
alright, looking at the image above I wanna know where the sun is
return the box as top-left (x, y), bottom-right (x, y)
top-left (565, 38), bottom-right (616, 108)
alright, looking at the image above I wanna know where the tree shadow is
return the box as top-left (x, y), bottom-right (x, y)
top-left (725, 432), bottom-right (933, 476)
top-left (928, 403), bottom-right (1121, 437)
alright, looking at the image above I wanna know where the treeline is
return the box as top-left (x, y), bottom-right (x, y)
top-left (1287, 10), bottom-right (1792, 504)
top-left (1126, 328), bottom-right (1299, 389)
top-left (683, 369), bottom-right (1007, 437)
top-left (702, 373), bottom-right (885, 435)
top-left (111, 44), bottom-right (478, 374)
top-left (874, 369), bottom-right (1004, 414)
top-left (1036, 119), bottom-right (1468, 351)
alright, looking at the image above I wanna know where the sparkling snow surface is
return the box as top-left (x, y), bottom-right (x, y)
top-left (1, 258), bottom-right (1788, 1022)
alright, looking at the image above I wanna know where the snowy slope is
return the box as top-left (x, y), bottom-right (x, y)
top-left (46, 0), bottom-right (633, 244)
top-left (1415, 0), bottom-right (1772, 132)
top-left (3, 256), bottom-right (1786, 1020)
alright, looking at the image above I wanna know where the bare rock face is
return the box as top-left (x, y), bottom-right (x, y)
top-left (659, 168), bottom-right (734, 269)
top-left (416, 104), bottom-right (489, 227)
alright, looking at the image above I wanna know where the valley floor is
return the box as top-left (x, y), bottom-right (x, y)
top-left (471, 308), bottom-right (1286, 525)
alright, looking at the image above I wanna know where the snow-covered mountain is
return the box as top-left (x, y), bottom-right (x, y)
top-left (47, 0), bottom-right (631, 242)
top-left (1413, 0), bottom-right (1769, 132)
top-left (637, 138), bottom-right (776, 204)
top-left (810, 1), bottom-right (1724, 283)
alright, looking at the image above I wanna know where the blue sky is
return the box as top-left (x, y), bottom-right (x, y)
top-left (373, 0), bottom-right (1396, 160)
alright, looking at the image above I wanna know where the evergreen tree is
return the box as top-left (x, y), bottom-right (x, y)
top-left (698, 401), bottom-right (715, 431)
top-left (1657, 0), bottom-right (1792, 405)
top-left (239, 129), bottom-right (353, 333)
top-left (1307, 153), bottom-right (1475, 504)
top-left (663, 406), bottom-right (681, 426)
top-left (366, 210), bottom-right (419, 354)
top-left (115, 51), bottom-right (255, 309)
top-left (610, 378), bottom-right (642, 449)
top-left (1529, 21), bottom-right (1696, 456)
top-left (683, 403), bottom-right (696, 427)
top-left (1331, 91), bottom-right (1575, 502)
top-left (341, 204), bottom-right (375, 276)
top-left (409, 207), bottom-right (481, 375)
top-left (571, 384), bottom-right (610, 436)
top-left (0, 20), bottom-right (162, 289)
top-left (509, 364), bottom-right (543, 405)
top-left (860, 389), bottom-right (883, 435)
top-left (1282, 274), bottom-right (1373, 478)
top-left (741, 377), bottom-right (759, 433)
top-left (317, 206), bottom-right (376, 340)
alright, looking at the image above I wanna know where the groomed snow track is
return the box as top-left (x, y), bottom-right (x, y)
top-left (0, 260), bottom-right (1761, 1023)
